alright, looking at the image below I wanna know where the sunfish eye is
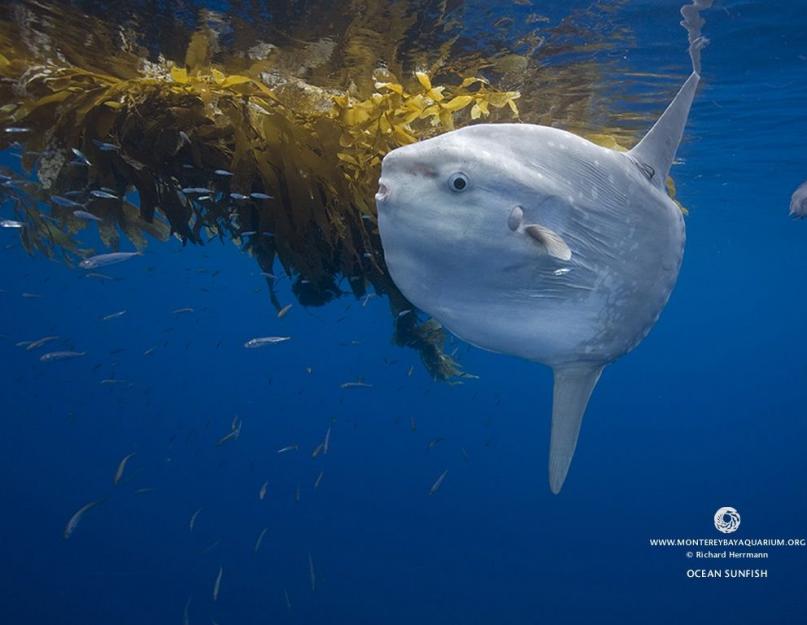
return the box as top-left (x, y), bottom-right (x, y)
top-left (447, 172), bottom-right (469, 193)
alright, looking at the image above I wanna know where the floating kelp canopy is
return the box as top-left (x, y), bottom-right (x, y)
top-left (0, 0), bottom-right (674, 379)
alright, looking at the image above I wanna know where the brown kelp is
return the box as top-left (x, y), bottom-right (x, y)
top-left (0, 1), bottom-right (675, 378)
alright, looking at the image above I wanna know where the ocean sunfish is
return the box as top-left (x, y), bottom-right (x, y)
top-left (376, 17), bottom-right (708, 493)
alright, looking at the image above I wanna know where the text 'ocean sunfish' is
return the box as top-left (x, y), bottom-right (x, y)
top-left (377, 1), bottom-right (712, 493)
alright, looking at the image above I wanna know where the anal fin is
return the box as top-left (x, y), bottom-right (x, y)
top-left (549, 364), bottom-right (604, 494)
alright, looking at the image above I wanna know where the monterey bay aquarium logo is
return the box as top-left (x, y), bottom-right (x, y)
top-left (713, 507), bottom-right (741, 534)
top-left (647, 504), bottom-right (807, 579)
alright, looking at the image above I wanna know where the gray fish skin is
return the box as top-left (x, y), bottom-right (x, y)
top-left (790, 181), bottom-right (807, 218)
top-left (377, 70), bottom-right (703, 494)
top-left (79, 252), bottom-right (141, 269)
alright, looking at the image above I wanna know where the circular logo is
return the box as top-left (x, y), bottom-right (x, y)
top-left (714, 507), bottom-right (741, 534)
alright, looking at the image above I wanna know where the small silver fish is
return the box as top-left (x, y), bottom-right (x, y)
top-left (71, 148), bottom-right (91, 166)
top-left (64, 500), bottom-right (99, 539)
top-left (92, 139), bottom-right (120, 152)
top-left (250, 192), bottom-right (273, 200)
top-left (73, 210), bottom-right (103, 222)
top-left (189, 508), bottom-right (203, 532)
top-left (339, 381), bottom-right (372, 389)
top-left (277, 304), bottom-right (293, 319)
top-left (244, 336), bottom-right (291, 348)
top-left (40, 351), bottom-right (86, 362)
top-left (90, 189), bottom-right (119, 200)
top-left (277, 444), bottom-right (298, 454)
top-left (85, 272), bottom-right (113, 281)
top-left (214, 169), bottom-right (233, 176)
top-left (314, 472), bottom-right (324, 489)
top-left (212, 566), bottom-right (223, 601)
top-left (0, 219), bottom-right (24, 229)
top-left (216, 423), bottom-right (241, 446)
top-left (114, 452), bottom-right (135, 485)
top-left (259, 481), bottom-right (268, 500)
top-left (323, 426), bottom-right (331, 455)
top-left (50, 195), bottom-right (82, 208)
top-left (79, 252), bottom-right (141, 269)
top-left (311, 443), bottom-right (324, 459)
top-left (308, 553), bottom-right (316, 592)
top-left (429, 470), bottom-right (448, 496)
top-left (172, 307), bottom-right (194, 314)
top-left (102, 310), bottom-right (127, 321)
top-left (25, 336), bottom-right (59, 351)
top-left (229, 192), bottom-right (248, 200)
top-left (254, 528), bottom-right (268, 553)
top-left (427, 437), bottom-right (445, 450)
top-left (4, 127), bottom-right (31, 133)
top-left (181, 187), bottom-right (211, 194)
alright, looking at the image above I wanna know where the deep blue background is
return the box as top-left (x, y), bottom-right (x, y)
top-left (1, 2), bottom-right (806, 624)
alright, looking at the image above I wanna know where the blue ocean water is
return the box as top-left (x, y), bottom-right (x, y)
top-left (1, 1), bottom-right (806, 624)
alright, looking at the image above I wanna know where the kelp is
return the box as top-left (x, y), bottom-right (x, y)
top-left (0, 0), bottom-right (680, 379)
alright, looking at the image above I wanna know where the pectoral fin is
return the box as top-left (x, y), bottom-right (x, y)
top-left (524, 224), bottom-right (572, 261)
top-left (549, 364), bottom-right (604, 494)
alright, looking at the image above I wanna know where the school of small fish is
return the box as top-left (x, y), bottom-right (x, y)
top-left (0, 226), bottom-right (470, 625)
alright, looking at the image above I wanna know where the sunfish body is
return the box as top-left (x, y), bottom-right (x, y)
top-left (376, 69), bottom-right (702, 493)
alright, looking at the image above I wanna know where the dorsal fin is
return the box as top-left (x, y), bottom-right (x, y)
top-left (628, 0), bottom-right (712, 188)
top-left (628, 72), bottom-right (700, 189)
